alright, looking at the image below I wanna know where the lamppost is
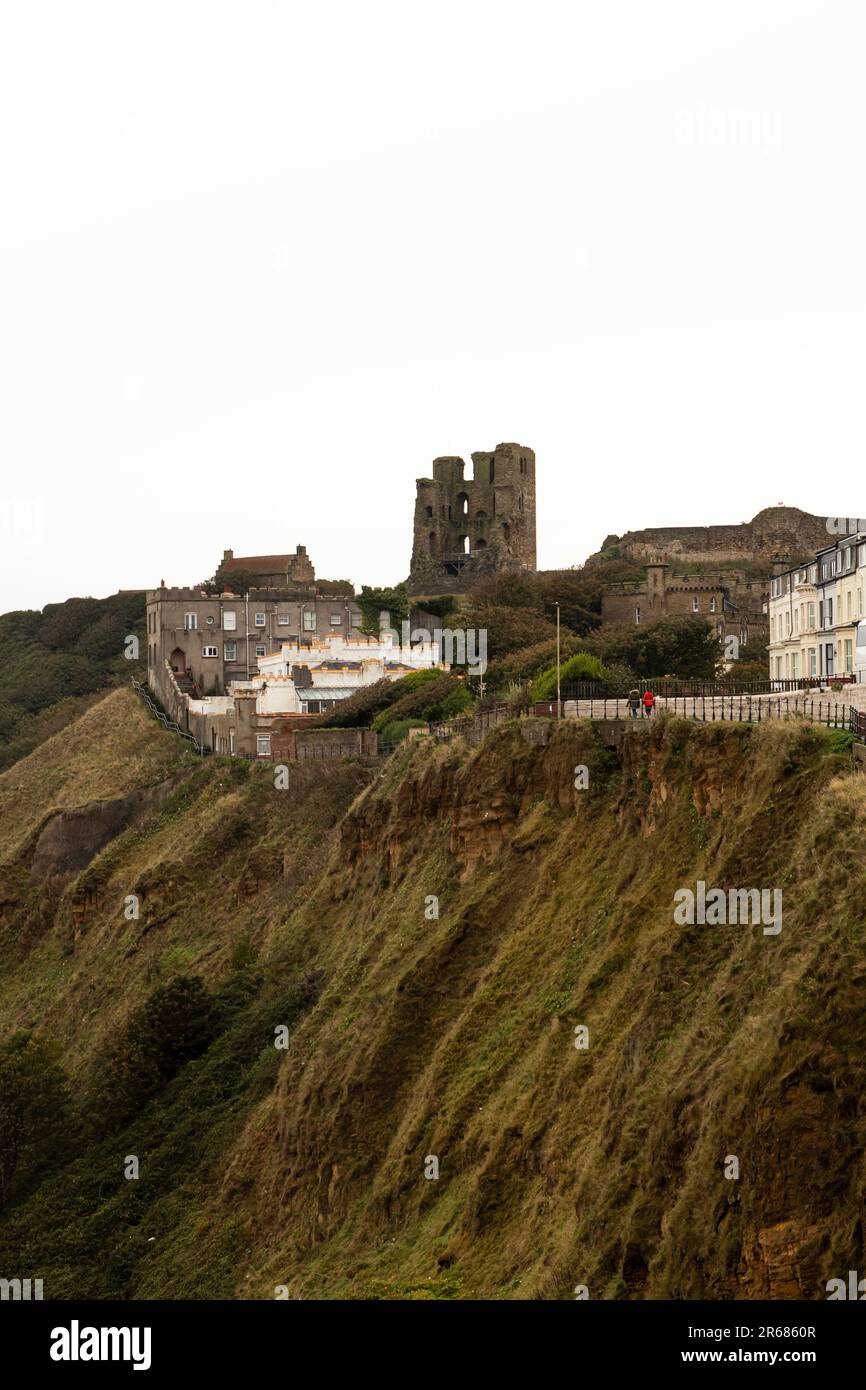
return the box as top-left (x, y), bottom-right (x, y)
top-left (555, 601), bottom-right (561, 718)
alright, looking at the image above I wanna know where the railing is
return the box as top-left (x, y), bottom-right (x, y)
top-left (427, 694), bottom-right (866, 744)
top-left (561, 676), bottom-right (857, 699)
top-left (130, 678), bottom-right (210, 755)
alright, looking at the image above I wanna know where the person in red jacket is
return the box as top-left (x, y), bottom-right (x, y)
top-left (642, 688), bottom-right (655, 717)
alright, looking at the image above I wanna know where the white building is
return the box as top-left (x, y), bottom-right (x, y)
top-left (232, 631), bottom-right (449, 716)
top-left (769, 533), bottom-right (866, 683)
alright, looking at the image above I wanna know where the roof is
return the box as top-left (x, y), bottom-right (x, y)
top-left (300, 686), bottom-right (357, 701)
top-left (221, 554), bottom-right (296, 573)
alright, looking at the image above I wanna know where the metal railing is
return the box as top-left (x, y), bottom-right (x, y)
top-left (129, 678), bottom-right (210, 755)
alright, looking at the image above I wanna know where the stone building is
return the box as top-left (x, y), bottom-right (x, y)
top-left (217, 546), bottom-right (315, 588)
top-left (601, 556), bottom-right (774, 650)
top-left (407, 443), bottom-right (536, 594)
top-left (146, 585), bottom-right (363, 721)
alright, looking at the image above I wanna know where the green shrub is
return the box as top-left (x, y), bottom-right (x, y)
top-left (532, 652), bottom-right (609, 700)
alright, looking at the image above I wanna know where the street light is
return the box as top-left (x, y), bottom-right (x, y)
top-left (555, 601), bottom-right (561, 718)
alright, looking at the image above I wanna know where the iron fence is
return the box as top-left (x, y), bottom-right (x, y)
top-left (129, 678), bottom-right (211, 755)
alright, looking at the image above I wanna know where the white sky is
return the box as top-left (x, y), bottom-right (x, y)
top-left (1, 0), bottom-right (864, 613)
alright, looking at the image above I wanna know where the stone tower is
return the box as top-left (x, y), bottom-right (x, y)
top-left (407, 443), bottom-right (536, 594)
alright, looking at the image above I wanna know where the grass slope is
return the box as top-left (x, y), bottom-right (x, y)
top-left (1, 696), bottom-right (864, 1300)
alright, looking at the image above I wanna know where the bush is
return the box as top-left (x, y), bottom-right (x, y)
top-left (532, 652), bottom-right (610, 700)
top-left (87, 976), bottom-right (217, 1132)
top-left (377, 718), bottom-right (427, 746)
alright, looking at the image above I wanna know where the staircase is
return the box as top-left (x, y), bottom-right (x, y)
top-left (173, 671), bottom-right (198, 698)
top-left (130, 678), bottom-right (210, 755)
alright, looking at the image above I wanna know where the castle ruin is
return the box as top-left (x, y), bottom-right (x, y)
top-left (407, 443), bottom-right (536, 595)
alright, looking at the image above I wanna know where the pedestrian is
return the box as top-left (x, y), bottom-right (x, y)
top-left (627, 688), bottom-right (640, 719)
top-left (642, 688), bottom-right (655, 717)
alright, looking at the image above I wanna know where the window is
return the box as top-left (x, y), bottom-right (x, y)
top-left (255, 643), bottom-right (266, 658)
top-left (709, 597), bottom-right (716, 613)
top-left (845, 639), bottom-right (853, 672)
top-left (202, 645), bottom-right (218, 657)
top-left (330, 613), bottom-right (341, 627)
top-left (277, 613), bottom-right (290, 625)
top-left (224, 641), bottom-right (237, 661)
top-left (254, 612), bottom-right (266, 627)
top-left (692, 597), bottom-right (699, 613)
top-left (634, 606), bottom-right (641, 625)
top-left (351, 612), bottom-right (362, 628)
top-left (223, 611), bottom-right (237, 631)
top-left (256, 735), bottom-right (271, 757)
top-left (184, 612), bottom-right (197, 630)
top-left (808, 602), bottom-right (815, 628)
top-left (827, 598), bottom-right (833, 626)
top-left (303, 610), bottom-right (316, 631)
top-left (809, 648), bottom-right (817, 676)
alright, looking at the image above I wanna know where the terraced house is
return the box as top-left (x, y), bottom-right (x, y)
top-left (768, 533), bottom-right (866, 681)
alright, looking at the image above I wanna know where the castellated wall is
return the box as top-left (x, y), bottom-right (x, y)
top-left (408, 442), bottom-right (536, 594)
top-left (603, 507), bottom-right (830, 566)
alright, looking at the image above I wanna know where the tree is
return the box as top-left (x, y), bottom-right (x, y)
top-left (584, 615), bottom-right (720, 679)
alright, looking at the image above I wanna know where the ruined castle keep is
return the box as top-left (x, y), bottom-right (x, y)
top-left (407, 443), bottom-right (536, 594)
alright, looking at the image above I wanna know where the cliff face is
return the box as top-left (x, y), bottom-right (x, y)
top-left (1, 693), bottom-right (865, 1300)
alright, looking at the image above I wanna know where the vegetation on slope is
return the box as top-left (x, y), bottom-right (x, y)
top-left (0, 592), bottom-right (146, 771)
top-left (1, 691), bottom-right (864, 1300)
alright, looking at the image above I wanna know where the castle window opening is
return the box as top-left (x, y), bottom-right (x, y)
top-left (457, 492), bottom-right (469, 516)
top-left (426, 505), bottom-right (433, 518)
top-left (489, 459), bottom-right (495, 483)
top-left (635, 606), bottom-right (641, 624)
top-left (459, 535), bottom-right (470, 554)
top-left (692, 597), bottom-right (699, 612)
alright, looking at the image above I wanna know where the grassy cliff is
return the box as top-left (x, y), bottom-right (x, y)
top-left (0, 690), bottom-right (864, 1299)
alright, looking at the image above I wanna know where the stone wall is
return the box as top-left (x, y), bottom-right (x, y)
top-left (602, 506), bottom-right (829, 566)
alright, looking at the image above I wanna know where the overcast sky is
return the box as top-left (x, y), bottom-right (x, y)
top-left (1, 1), bottom-right (863, 613)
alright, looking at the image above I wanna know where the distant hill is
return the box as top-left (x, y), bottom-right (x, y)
top-left (0, 591), bottom-right (146, 771)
